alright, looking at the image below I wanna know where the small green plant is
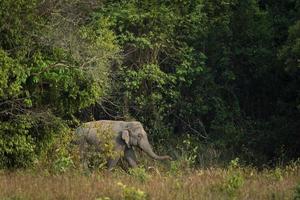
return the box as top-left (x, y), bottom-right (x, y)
top-left (265, 167), bottom-right (284, 181)
top-left (182, 134), bottom-right (199, 167)
top-left (95, 197), bottom-right (111, 200)
top-left (273, 167), bottom-right (283, 181)
top-left (223, 173), bottom-right (244, 198)
top-left (168, 161), bottom-right (182, 176)
top-left (117, 182), bottom-right (148, 200)
top-left (229, 158), bottom-right (240, 169)
top-left (221, 158), bottom-right (245, 199)
top-left (173, 134), bottom-right (200, 171)
top-left (129, 167), bottom-right (151, 183)
top-left (53, 156), bottom-right (74, 173)
top-left (294, 182), bottom-right (300, 200)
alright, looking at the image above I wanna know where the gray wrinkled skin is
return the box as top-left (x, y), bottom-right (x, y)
top-left (74, 120), bottom-right (171, 170)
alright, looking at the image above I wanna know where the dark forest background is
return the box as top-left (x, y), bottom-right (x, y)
top-left (0, 0), bottom-right (299, 169)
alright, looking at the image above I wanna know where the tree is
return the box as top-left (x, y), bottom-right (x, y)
top-left (0, 0), bottom-right (119, 168)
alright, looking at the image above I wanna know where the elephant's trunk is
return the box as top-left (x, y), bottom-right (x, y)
top-left (141, 140), bottom-right (171, 160)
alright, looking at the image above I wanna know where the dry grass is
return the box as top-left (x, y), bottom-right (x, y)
top-left (0, 166), bottom-right (299, 200)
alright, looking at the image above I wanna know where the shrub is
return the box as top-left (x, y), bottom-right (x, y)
top-left (53, 156), bottom-right (74, 173)
top-left (168, 161), bottom-right (183, 176)
top-left (129, 167), bottom-right (151, 183)
top-left (117, 182), bottom-right (149, 200)
top-left (294, 182), bottom-right (300, 200)
top-left (273, 168), bottom-right (283, 181)
top-left (223, 173), bottom-right (244, 198)
top-left (95, 197), bottom-right (111, 200)
top-left (74, 123), bottom-right (122, 171)
top-left (173, 134), bottom-right (200, 170)
top-left (0, 117), bottom-right (36, 168)
top-left (220, 158), bottom-right (245, 199)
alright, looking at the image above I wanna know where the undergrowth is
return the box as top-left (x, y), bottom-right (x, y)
top-left (1, 159), bottom-right (299, 200)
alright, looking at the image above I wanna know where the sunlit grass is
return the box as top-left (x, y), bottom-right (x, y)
top-left (0, 164), bottom-right (299, 200)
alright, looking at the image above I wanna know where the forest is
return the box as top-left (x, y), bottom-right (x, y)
top-left (0, 0), bottom-right (300, 199)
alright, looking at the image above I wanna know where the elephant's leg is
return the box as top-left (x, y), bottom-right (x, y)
top-left (79, 142), bottom-right (89, 170)
top-left (124, 148), bottom-right (137, 168)
top-left (108, 139), bottom-right (126, 171)
top-left (107, 157), bottom-right (120, 171)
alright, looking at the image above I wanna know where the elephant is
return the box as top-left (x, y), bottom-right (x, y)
top-left (74, 120), bottom-right (171, 170)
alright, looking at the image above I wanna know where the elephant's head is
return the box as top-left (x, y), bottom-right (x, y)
top-left (121, 122), bottom-right (171, 161)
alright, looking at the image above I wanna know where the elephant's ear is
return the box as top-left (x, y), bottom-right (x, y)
top-left (121, 130), bottom-right (130, 148)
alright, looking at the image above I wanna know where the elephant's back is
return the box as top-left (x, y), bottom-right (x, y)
top-left (76, 120), bottom-right (126, 135)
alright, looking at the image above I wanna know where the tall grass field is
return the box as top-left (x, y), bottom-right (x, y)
top-left (1, 162), bottom-right (299, 200)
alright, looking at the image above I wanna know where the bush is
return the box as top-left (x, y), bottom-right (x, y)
top-left (294, 182), bottom-right (300, 200)
top-left (129, 167), bottom-right (151, 183)
top-left (96, 197), bottom-right (111, 200)
top-left (0, 117), bottom-right (35, 168)
top-left (73, 123), bottom-right (122, 171)
top-left (53, 156), bottom-right (74, 173)
top-left (220, 158), bottom-right (245, 199)
top-left (168, 161), bottom-right (183, 176)
top-left (117, 182), bottom-right (149, 200)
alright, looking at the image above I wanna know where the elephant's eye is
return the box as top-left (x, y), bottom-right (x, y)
top-left (138, 133), bottom-right (142, 138)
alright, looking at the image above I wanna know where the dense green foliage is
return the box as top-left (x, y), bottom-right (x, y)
top-left (0, 0), bottom-right (299, 168)
top-left (0, 0), bottom-right (118, 168)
